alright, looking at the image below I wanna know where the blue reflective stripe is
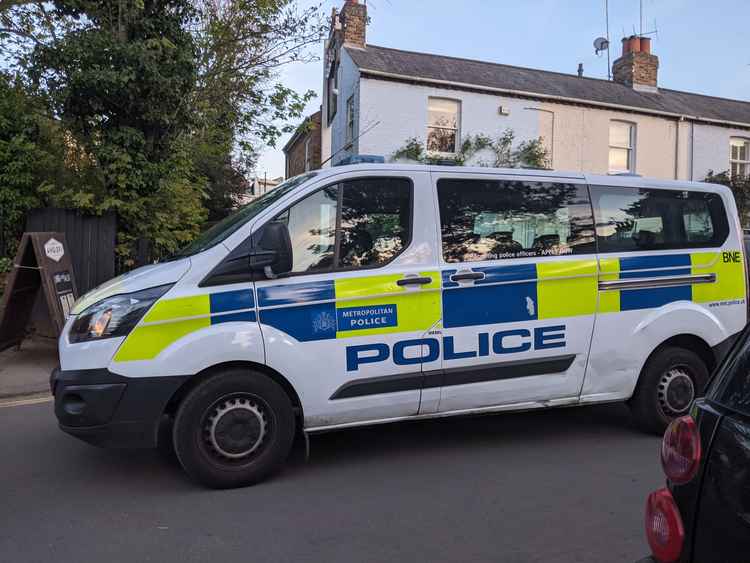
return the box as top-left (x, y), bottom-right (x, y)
top-left (257, 280), bottom-right (335, 307)
top-left (210, 289), bottom-right (254, 313)
top-left (443, 282), bottom-right (537, 328)
top-left (474, 263), bottom-right (537, 285)
top-left (211, 310), bottom-right (257, 324)
top-left (259, 303), bottom-right (337, 341)
top-left (619, 254), bottom-right (690, 271)
top-left (442, 264), bottom-right (537, 289)
top-left (442, 270), bottom-right (458, 288)
top-left (620, 285), bottom-right (692, 311)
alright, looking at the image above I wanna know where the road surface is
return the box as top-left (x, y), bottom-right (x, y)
top-left (0, 399), bottom-right (659, 562)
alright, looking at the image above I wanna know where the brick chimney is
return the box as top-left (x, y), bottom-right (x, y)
top-left (612, 36), bottom-right (659, 92)
top-left (340, 0), bottom-right (367, 49)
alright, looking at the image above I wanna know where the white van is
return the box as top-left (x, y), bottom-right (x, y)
top-left (52, 164), bottom-right (747, 488)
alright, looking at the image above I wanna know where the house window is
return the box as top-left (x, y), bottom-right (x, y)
top-left (730, 138), bottom-right (750, 178)
top-left (346, 95), bottom-right (355, 145)
top-left (304, 137), bottom-right (312, 172)
top-left (327, 61), bottom-right (339, 124)
top-left (609, 121), bottom-right (636, 173)
top-left (427, 98), bottom-right (460, 154)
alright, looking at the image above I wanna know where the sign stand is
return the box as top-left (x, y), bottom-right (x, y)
top-left (0, 232), bottom-right (78, 353)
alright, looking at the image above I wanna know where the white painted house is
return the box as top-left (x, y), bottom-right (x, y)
top-left (320, 1), bottom-right (750, 182)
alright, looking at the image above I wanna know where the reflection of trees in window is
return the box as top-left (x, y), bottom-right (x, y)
top-left (339, 179), bottom-right (410, 268)
top-left (277, 186), bottom-right (337, 272)
top-left (593, 187), bottom-right (726, 252)
top-left (437, 180), bottom-right (595, 262)
top-left (427, 115), bottom-right (458, 153)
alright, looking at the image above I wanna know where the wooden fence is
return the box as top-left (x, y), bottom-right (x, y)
top-left (26, 209), bottom-right (117, 294)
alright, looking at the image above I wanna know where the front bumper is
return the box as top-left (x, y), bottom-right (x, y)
top-left (51, 367), bottom-right (187, 448)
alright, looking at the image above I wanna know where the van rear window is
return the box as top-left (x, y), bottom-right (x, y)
top-left (591, 186), bottom-right (729, 253)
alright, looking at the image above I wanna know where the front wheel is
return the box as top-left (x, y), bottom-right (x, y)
top-left (173, 369), bottom-right (295, 489)
top-left (629, 346), bottom-right (709, 435)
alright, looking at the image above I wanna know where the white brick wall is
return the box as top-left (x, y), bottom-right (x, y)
top-left (332, 73), bottom-right (748, 181)
top-left (357, 78), bottom-right (542, 162)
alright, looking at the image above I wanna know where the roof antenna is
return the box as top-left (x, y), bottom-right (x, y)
top-left (592, 0), bottom-right (611, 80)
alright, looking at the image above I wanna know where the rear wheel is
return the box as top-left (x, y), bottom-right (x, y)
top-left (629, 346), bottom-right (709, 435)
top-left (173, 369), bottom-right (295, 489)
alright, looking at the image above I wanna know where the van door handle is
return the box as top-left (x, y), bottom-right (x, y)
top-left (396, 276), bottom-right (433, 287)
top-left (449, 271), bottom-right (485, 282)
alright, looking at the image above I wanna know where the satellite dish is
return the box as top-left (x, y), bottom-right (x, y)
top-left (594, 37), bottom-right (610, 54)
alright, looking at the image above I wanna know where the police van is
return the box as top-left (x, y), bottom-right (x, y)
top-left (52, 164), bottom-right (747, 488)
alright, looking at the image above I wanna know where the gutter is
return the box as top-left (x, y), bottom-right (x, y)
top-left (359, 68), bottom-right (750, 130)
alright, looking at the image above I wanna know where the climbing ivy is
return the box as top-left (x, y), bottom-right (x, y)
top-left (391, 129), bottom-right (550, 169)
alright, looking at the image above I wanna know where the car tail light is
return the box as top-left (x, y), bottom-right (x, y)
top-left (645, 488), bottom-right (685, 563)
top-left (661, 415), bottom-right (701, 484)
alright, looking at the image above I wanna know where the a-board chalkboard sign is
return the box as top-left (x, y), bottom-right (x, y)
top-left (0, 232), bottom-right (79, 352)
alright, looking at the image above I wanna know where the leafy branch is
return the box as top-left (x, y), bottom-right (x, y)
top-left (391, 129), bottom-right (551, 169)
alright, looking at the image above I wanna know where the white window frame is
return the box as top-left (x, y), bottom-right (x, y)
top-left (427, 97), bottom-right (461, 156)
top-left (304, 136), bottom-right (312, 172)
top-left (730, 137), bottom-right (750, 178)
top-left (345, 95), bottom-right (355, 145)
top-left (608, 120), bottom-right (636, 174)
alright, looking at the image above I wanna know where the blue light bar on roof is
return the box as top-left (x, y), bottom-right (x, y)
top-left (335, 154), bottom-right (386, 166)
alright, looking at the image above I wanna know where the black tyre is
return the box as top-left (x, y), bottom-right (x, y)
top-left (629, 346), bottom-right (709, 435)
top-left (173, 369), bottom-right (295, 489)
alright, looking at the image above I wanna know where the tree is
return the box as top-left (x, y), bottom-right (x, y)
top-left (0, 0), bottom-right (326, 265)
top-left (189, 0), bottom-right (325, 219)
top-left (0, 72), bottom-right (68, 258)
top-left (705, 170), bottom-right (750, 226)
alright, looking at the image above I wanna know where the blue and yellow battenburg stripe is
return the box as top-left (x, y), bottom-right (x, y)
top-left (114, 289), bottom-right (255, 362)
top-left (257, 273), bottom-right (441, 342)
top-left (113, 251), bottom-right (745, 361)
top-left (599, 251), bottom-right (746, 313)
top-left (442, 260), bottom-right (599, 328)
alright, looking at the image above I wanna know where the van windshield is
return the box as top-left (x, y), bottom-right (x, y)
top-left (168, 172), bottom-right (318, 259)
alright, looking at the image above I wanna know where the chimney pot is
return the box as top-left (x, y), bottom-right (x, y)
top-left (613, 35), bottom-right (659, 91)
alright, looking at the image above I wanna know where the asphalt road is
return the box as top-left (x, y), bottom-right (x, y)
top-left (0, 400), bottom-right (660, 563)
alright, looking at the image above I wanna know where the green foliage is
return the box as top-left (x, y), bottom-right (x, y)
top-left (0, 257), bottom-right (11, 274)
top-left (0, 0), bottom-right (325, 267)
top-left (391, 129), bottom-right (551, 169)
top-left (705, 170), bottom-right (750, 225)
top-left (0, 73), bottom-right (69, 258)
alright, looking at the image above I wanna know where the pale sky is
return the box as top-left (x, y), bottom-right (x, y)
top-left (255, 0), bottom-right (750, 179)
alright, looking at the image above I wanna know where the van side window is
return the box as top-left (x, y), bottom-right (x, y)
top-left (591, 186), bottom-right (729, 252)
top-left (275, 186), bottom-right (338, 273)
top-left (274, 177), bottom-right (412, 273)
top-left (339, 178), bottom-right (412, 268)
top-left (437, 179), bottom-right (595, 263)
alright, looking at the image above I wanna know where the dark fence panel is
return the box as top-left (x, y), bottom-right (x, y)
top-left (26, 209), bottom-right (116, 293)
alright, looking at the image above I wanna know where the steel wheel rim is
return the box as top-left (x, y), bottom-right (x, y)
top-left (200, 393), bottom-right (271, 465)
top-left (657, 366), bottom-right (695, 417)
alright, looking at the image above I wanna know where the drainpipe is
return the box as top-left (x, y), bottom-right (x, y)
top-left (690, 121), bottom-right (695, 181)
top-left (674, 117), bottom-right (681, 180)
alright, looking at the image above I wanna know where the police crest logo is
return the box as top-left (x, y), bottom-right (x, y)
top-left (313, 311), bottom-right (336, 333)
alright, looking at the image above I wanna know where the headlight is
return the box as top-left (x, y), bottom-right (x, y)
top-left (69, 284), bottom-right (173, 344)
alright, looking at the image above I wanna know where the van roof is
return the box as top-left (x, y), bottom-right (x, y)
top-left (314, 163), bottom-right (731, 194)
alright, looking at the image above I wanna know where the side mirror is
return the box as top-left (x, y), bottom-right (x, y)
top-left (249, 221), bottom-right (292, 277)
